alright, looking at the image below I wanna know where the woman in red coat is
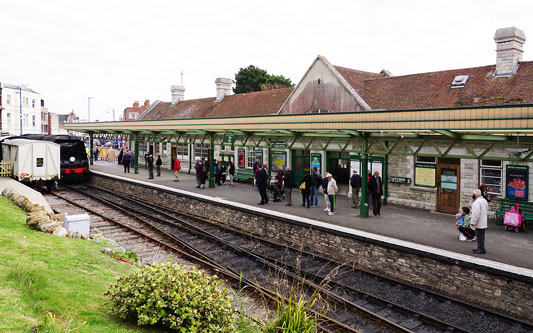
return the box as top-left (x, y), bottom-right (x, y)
top-left (173, 157), bottom-right (181, 182)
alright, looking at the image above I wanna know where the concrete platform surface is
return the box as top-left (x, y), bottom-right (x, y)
top-left (89, 161), bottom-right (533, 270)
top-left (0, 177), bottom-right (53, 213)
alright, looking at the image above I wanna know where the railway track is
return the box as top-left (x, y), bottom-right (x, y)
top-left (54, 184), bottom-right (533, 333)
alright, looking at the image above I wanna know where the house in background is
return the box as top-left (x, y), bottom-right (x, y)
top-left (0, 83), bottom-right (42, 135)
top-left (123, 100), bottom-right (150, 121)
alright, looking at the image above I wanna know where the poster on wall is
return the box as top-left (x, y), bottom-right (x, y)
top-left (271, 150), bottom-right (287, 171)
top-left (415, 163), bottom-right (436, 187)
top-left (311, 153), bottom-right (321, 173)
top-left (506, 165), bottom-right (528, 200)
top-left (238, 149), bottom-right (245, 168)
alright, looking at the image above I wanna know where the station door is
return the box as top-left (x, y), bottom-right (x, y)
top-left (437, 159), bottom-right (461, 214)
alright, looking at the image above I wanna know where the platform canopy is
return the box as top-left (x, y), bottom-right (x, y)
top-left (66, 104), bottom-right (533, 161)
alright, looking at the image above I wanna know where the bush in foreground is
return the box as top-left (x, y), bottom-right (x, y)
top-left (106, 263), bottom-right (235, 332)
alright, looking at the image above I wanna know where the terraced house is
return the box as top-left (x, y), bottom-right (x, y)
top-left (72, 27), bottom-right (533, 214)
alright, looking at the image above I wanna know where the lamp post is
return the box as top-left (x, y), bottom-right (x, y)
top-left (88, 97), bottom-right (94, 122)
top-left (18, 86), bottom-right (22, 135)
top-left (107, 108), bottom-right (115, 121)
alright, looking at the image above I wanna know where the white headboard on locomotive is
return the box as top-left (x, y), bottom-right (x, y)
top-left (2, 139), bottom-right (61, 183)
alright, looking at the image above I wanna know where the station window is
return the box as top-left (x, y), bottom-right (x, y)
top-left (247, 148), bottom-right (257, 168)
top-left (154, 143), bottom-right (161, 155)
top-left (479, 160), bottom-right (503, 195)
top-left (194, 144), bottom-right (209, 160)
top-left (415, 156), bottom-right (436, 164)
top-left (32, 115), bottom-right (36, 127)
top-left (176, 143), bottom-right (188, 158)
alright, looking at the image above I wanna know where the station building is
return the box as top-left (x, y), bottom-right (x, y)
top-left (69, 27), bottom-right (533, 215)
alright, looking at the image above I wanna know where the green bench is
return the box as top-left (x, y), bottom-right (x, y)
top-left (494, 198), bottom-right (533, 232)
top-left (234, 168), bottom-right (255, 183)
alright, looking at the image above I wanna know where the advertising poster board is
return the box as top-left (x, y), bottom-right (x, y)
top-left (271, 150), bottom-right (287, 171)
top-left (506, 165), bottom-right (528, 200)
top-left (238, 148), bottom-right (245, 168)
top-left (415, 163), bottom-right (436, 187)
top-left (311, 153), bottom-right (321, 173)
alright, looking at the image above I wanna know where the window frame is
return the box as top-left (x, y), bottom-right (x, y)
top-left (194, 144), bottom-right (209, 160)
top-left (479, 160), bottom-right (503, 196)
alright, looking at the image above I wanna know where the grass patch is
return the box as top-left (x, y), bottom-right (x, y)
top-left (0, 195), bottom-right (164, 332)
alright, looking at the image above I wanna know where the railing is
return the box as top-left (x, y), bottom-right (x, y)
top-left (0, 160), bottom-right (12, 177)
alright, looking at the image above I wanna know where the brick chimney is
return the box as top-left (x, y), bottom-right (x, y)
top-left (171, 85), bottom-right (185, 104)
top-left (143, 99), bottom-right (150, 107)
top-left (215, 78), bottom-right (233, 102)
top-left (133, 101), bottom-right (140, 107)
top-left (494, 27), bottom-right (526, 76)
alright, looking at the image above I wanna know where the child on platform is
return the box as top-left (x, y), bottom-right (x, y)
top-left (456, 206), bottom-right (476, 241)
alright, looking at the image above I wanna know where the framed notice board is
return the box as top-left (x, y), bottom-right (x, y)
top-left (506, 165), bottom-right (528, 200)
top-left (415, 163), bottom-right (436, 187)
top-left (311, 153), bottom-right (321, 173)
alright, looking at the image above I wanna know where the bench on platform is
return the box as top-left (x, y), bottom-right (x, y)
top-left (494, 198), bottom-right (532, 232)
top-left (234, 168), bottom-right (254, 182)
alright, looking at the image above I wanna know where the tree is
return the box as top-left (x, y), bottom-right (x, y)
top-left (234, 65), bottom-right (293, 94)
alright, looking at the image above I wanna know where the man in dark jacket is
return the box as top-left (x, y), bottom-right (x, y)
top-left (350, 170), bottom-right (362, 208)
top-left (147, 154), bottom-right (154, 179)
top-left (155, 155), bottom-right (163, 177)
top-left (368, 170), bottom-right (383, 217)
top-left (283, 166), bottom-right (294, 206)
top-left (122, 149), bottom-right (131, 173)
top-left (309, 167), bottom-right (321, 207)
top-left (256, 163), bottom-right (269, 205)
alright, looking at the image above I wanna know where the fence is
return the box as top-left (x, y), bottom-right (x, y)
top-left (0, 160), bottom-right (12, 177)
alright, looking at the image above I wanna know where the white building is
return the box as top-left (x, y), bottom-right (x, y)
top-left (1, 83), bottom-right (42, 135)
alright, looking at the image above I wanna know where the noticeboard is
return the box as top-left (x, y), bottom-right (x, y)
top-left (311, 153), bottom-right (321, 173)
top-left (415, 163), bottom-right (436, 187)
top-left (270, 150), bottom-right (287, 171)
top-left (506, 165), bottom-right (528, 200)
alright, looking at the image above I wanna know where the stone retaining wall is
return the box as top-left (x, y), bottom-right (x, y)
top-left (90, 173), bottom-right (533, 324)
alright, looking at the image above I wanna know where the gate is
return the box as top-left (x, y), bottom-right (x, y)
top-left (0, 160), bottom-right (12, 177)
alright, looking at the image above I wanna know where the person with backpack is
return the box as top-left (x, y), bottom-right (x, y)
top-left (309, 167), bottom-right (321, 207)
top-left (300, 173), bottom-right (313, 208)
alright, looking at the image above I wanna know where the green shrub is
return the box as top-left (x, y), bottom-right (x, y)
top-left (105, 263), bottom-right (235, 332)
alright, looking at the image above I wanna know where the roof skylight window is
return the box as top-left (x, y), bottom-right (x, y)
top-left (451, 75), bottom-right (469, 88)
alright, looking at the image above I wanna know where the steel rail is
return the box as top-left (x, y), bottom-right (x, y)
top-left (56, 187), bottom-right (359, 332)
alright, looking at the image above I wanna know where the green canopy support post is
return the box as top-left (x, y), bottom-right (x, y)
top-left (89, 132), bottom-right (94, 166)
top-left (383, 141), bottom-right (389, 205)
top-left (208, 135), bottom-right (215, 188)
top-left (267, 147), bottom-right (272, 177)
top-left (134, 134), bottom-right (139, 174)
top-left (188, 141), bottom-right (192, 174)
top-left (360, 136), bottom-right (369, 218)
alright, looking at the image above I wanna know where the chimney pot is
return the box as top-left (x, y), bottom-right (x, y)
top-left (133, 101), bottom-right (140, 107)
top-left (144, 99), bottom-right (150, 107)
top-left (494, 27), bottom-right (526, 76)
top-left (171, 85), bottom-right (185, 104)
top-left (215, 77), bottom-right (233, 102)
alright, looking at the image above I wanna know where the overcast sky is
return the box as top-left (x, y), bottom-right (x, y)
top-left (1, 0), bottom-right (532, 121)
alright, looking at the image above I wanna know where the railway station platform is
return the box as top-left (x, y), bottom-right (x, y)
top-left (89, 160), bottom-right (533, 270)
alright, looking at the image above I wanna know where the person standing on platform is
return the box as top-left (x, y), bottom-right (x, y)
top-left (256, 163), bottom-right (269, 205)
top-left (122, 149), bottom-right (131, 173)
top-left (147, 154), bottom-right (155, 179)
top-left (326, 174), bottom-right (338, 216)
top-left (215, 160), bottom-right (223, 186)
top-left (283, 166), bottom-right (294, 206)
top-left (470, 189), bottom-right (489, 254)
top-left (220, 161), bottom-right (227, 185)
top-left (228, 161), bottom-right (235, 187)
top-left (368, 170), bottom-right (383, 217)
top-left (173, 156), bottom-right (181, 182)
top-left (93, 147), bottom-right (99, 161)
top-left (322, 172), bottom-right (331, 212)
top-left (117, 148), bottom-right (124, 165)
top-left (300, 173), bottom-right (312, 208)
top-left (155, 155), bottom-right (162, 177)
top-left (350, 170), bottom-right (362, 208)
top-left (309, 167), bottom-right (321, 207)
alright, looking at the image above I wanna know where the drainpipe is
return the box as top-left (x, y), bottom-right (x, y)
top-left (209, 134), bottom-right (215, 188)
top-left (134, 134), bottom-right (139, 174)
top-left (383, 141), bottom-right (389, 205)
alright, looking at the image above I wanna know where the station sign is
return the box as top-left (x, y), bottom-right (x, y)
top-left (389, 177), bottom-right (411, 184)
top-left (223, 133), bottom-right (236, 144)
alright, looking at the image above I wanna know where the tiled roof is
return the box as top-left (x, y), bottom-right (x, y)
top-left (207, 88), bottom-right (292, 117)
top-left (141, 88), bottom-right (293, 120)
top-left (333, 66), bottom-right (384, 96)
top-left (343, 62), bottom-right (533, 110)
